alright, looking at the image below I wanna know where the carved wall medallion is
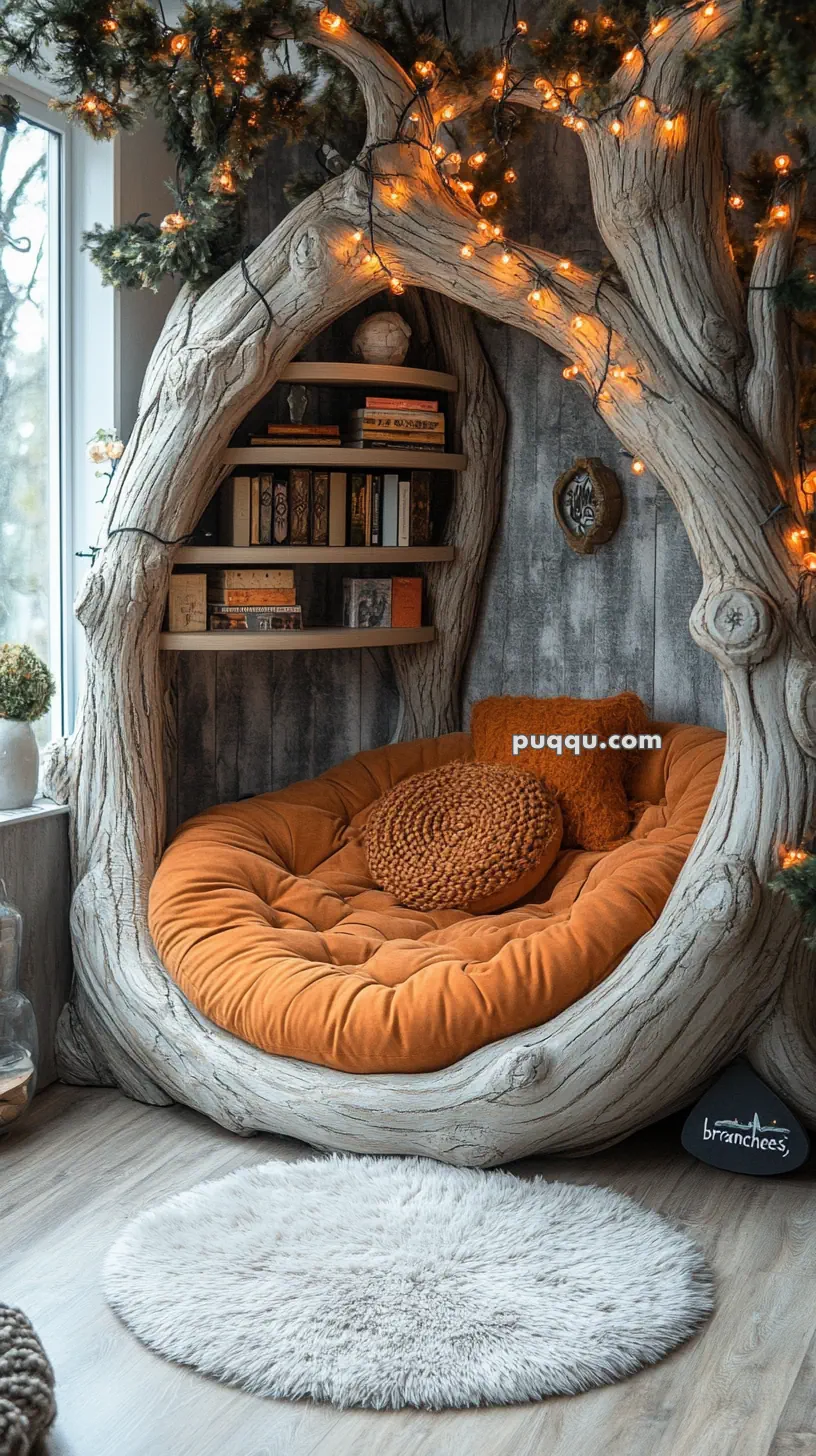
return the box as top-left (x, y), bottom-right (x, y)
top-left (553, 457), bottom-right (622, 555)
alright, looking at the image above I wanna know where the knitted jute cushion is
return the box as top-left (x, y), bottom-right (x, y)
top-left (0, 1305), bottom-right (56, 1456)
top-left (366, 761), bottom-right (563, 914)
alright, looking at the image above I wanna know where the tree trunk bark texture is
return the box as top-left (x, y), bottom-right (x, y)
top-left (42, 5), bottom-right (816, 1161)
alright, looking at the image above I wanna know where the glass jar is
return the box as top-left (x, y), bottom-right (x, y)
top-left (0, 878), bottom-right (38, 1134)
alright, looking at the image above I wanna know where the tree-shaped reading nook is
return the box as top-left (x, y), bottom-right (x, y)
top-left (3, 0), bottom-right (816, 1163)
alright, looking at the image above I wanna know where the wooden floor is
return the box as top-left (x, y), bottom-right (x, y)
top-left (3, 1085), bottom-right (816, 1456)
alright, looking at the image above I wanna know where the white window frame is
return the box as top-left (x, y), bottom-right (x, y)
top-left (4, 74), bottom-right (117, 735)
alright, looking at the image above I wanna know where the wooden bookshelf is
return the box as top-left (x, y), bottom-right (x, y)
top-left (223, 447), bottom-right (466, 470)
top-left (160, 627), bottom-right (436, 652)
top-left (279, 362), bottom-right (457, 392)
top-left (175, 545), bottom-right (455, 565)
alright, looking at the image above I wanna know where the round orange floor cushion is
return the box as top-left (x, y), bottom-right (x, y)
top-left (366, 760), bottom-right (563, 913)
top-left (148, 724), bottom-right (726, 1075)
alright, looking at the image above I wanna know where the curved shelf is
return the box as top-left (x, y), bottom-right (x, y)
top-left (280, 362), bottom-right (457, 392)
top-left (176, 546), bottom-right (455, 565)
top-left (160, 627), bottom-right (436, 652)
top-left (223, 448), bottom-right (466, 470)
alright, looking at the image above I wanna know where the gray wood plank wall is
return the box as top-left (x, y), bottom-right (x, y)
top-left (0, 810), bottom-right (72, 1089)
top-left (166, 1), bottom-right (723, 834)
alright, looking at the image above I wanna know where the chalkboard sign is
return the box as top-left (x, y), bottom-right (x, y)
top-left (682, 1059), bottom-right (809, 1176)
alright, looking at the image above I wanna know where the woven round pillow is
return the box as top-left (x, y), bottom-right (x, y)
top-left (366, 760), bottom-right (563, 913)
top-left (0, 1304), bottom-right (56, 1456)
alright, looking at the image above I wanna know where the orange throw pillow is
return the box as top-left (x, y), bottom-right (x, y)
top-left (470, 692), bottom-right (649, 851)
top-left (366, 760), bottom-right (562, 913)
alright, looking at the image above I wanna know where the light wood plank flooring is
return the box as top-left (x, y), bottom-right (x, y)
top-left (2, 1084), bottom-right (815, 1456)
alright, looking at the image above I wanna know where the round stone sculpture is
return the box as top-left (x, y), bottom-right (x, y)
top-left (350, 311), bottom-right (412, 366)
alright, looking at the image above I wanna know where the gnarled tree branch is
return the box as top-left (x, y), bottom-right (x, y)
top-left (745, 179), bottom-right (805, 502)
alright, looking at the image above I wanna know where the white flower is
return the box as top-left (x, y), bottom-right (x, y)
top-left (106, 439), bottom-right (125, 460)
top-left (88, 441), bottom-right (109, 464)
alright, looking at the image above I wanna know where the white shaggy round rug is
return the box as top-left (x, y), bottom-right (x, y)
top-left (104, 1156), bottom-right (713, 1410)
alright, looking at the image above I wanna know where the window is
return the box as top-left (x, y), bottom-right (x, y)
top-left (0, 112), bottom-right (63, 743)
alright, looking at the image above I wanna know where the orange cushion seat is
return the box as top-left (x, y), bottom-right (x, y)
top-left (148, 723), bottom-right (725, 1075)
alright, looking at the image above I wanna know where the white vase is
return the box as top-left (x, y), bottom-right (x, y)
top-left (0, 720), bottom-right (39, 811)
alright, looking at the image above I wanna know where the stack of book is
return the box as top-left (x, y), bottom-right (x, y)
top-left (219, 469), bottom-right (433, 548)
top-left (207, 569), bottom-right (302, 633)
top-left (346, 397), bottom-right (445, 452)
top-left (343, 576), bottom-right (423, 629)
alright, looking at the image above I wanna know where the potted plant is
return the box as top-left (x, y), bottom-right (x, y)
top-left (0, 645), bottom-right (55, 811)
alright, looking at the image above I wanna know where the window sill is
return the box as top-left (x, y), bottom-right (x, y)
top-left (0, 799), bottom-right (69, 828)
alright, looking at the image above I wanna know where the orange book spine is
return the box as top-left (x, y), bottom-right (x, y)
top-left (390, 576), bottom-right (423, 629)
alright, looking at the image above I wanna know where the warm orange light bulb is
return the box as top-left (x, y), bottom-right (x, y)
top-left (101, 16), bottom-right (118, 33)
top-left (572, 18), bottom-right (589, 34)
top-left (623, 47), bottom-right (637, 62)
top-left (728, 193), bottom-right (745, 210)
top-left (319, 8), bottom-right (343, 32)
top-left (771, 204), bottom-right (790, 224)
top-left (774, 153), bottom-right (791, 172)
top-left (804, 469), bottom-right (816, 493)
top-left (491, 224), bottom-right (503, 237)
top-left (529, 288), bottom-right (543, 304)
top-left (609, 119), bottom-right (623, 136)
top-left (563, 364), bottom-right (580, 379)
top-left (557, 258), bottom-right (571, 271)
top-left (504, 168), bottom-right (517, 183)
top-left (636, 96), bottom-right (649, 112)
top-left (362, 252), bottom-right (374, 264)
top-left (460, 244), bottom-right (474, 258)
top-left (574, 119), bottom-right (587, 132)
top-left (389, 276), bottom-right (405, 294)
top-left (480, 190), bottom-right (499, 207)
top-left (663, 116), bottom-right (677, 133)
top-left (447, 151), bottom-right (462, 167)
top-left (789, 526), bottom-right (810, 547)
top-left (781, 847), bottom-right (809, 870)
top-left (432, 143), bottom-right (447, 160)
top-left (500, 251), bottom-right (512, 263)
top-left (611, 365), bottom-right (628, 380)
top-left (352, 229), bottom-right (363, 243)
top-left (469, 151), bottom-right (487, 168)
top-left (702, 2), bottom-right (715, 14)
top-left (803, 552), bottom-right (816, 573)
top-left (441, 105), bottom-right (456, 121)
top-left (515, 19), bottom-right (528, 33)
top-left (534, 77), bottom-right (553, 95)
top-left (494, 68), bottom-right (507, 84)
top-left (477, 219), bottom-right (490, 234)
top-left (388, 187), bottom-right (400, 203)
top-left (458, 180), bottom-right (474, 193)
top-left (650, 16), bottom-right (669, 35)
top-left (160, 212), bottom-right (188, 234)
top-left (170, 32), bottom-right (191, 55)
top-left (567, 71), bottom-right (581, 88)
top-left (572, 314), bottom-right (586, 329)
top-left (631, 458), bottom-right (646, 474)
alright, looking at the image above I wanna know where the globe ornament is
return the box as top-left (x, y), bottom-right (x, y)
top-left (350, 311), bottom-right (411, 366)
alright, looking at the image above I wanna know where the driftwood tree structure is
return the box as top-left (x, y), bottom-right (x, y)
top-left (41, 1), bottom-right (816, 1162)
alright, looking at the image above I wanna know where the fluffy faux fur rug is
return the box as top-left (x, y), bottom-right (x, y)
top-left (104, 1156), bottom-right (713, 1410)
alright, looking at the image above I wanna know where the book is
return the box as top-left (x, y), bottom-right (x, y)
top-left (364, 473), bottom-right (373, 547)
top-left (391, 576), bottom-right (423, 628)
top-left (348, 473), bottom-right (367, 547)
top-left (266, 424), bottom-right (340, 436)
top-left (397, 478), bottom-right (411, 547)
top-left (273, 472), bottom-right (289, 544)
top-left (208, 602), bottom-right (301, 615)
top-left (342, 578), bottom-right (392, 629)
top-left (382, 473), bottom-right (399, 548)
top-left (251, 437), bottom-right (336, 447)
top-left (289, 468), bottom-right (311, 545)
top-left (259, 475), bottom-right (274, 546)
top-left (209, 608), bottom-right (303, 632)
top-left (207, 588), bottom-right (297, 606)
top-left (369, 474), bottom-right (383, 547)
top-left (209, 569), bottom-right (294, 589)
top-left (328, 471), bottom-right (347, 547)
top-left (410, 471), bottom-right (432, 546)
top-left (348, 440), bottom-right (442, 452)
top-left (168, 573), bottom-right (207, 632)
top-left (365, 397), bottom-right (438, 412)
top-left (349, 411), bottom-right (445, 432)
top-left (219, 477), bottom-right (251, 547)
top-left (250, 477), bottom-right (260, 545)
top-left (311, 470), bottom-right (329, 546)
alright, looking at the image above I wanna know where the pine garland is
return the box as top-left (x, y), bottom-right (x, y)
top-left (772, 855), bottom-right (816, 946)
